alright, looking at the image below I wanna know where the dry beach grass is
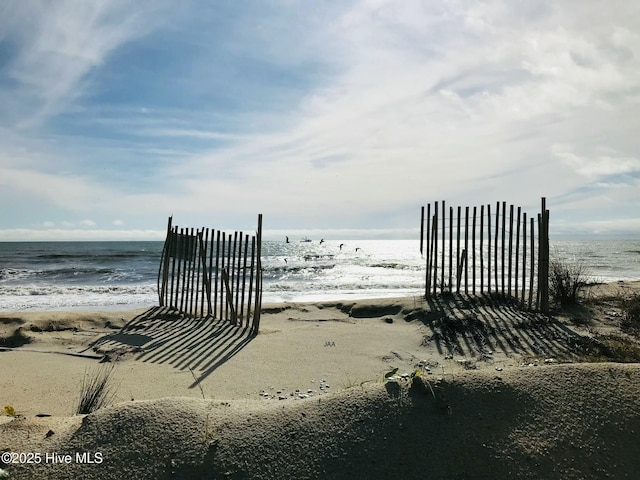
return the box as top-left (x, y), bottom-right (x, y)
top-left (1, 280), bottom-right (639, 479)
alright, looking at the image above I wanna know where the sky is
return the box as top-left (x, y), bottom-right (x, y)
top-left (0, 0), bottom-right (639, 241)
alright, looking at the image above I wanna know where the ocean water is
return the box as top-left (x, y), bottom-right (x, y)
top-left (0, 239), bottom-right (639, 311)
top-left (261, 239), bottom-right (425, 303)
top-left (0, 241), bottom-right (162, 311)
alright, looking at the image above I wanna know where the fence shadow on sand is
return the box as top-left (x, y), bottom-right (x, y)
top-left (85, 307), bottom-right (255, 386)
top-left (412, 293), bottom-right (600, 361)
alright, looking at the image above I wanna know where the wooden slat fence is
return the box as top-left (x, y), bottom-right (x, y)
top-left (420, 198), bottom-right (549, 312)
top-left (157, 214), bottom-right (263, 333)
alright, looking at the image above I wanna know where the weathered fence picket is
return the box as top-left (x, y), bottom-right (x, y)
top-left (158, 215), bottom-right (263, 333)
top-left (420, 198), bottom-right (549, 312)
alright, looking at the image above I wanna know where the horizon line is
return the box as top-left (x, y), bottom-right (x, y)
top-left (0, 227), bottom-right (637, 243)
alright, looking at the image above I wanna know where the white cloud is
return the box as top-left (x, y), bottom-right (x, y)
top-left (553, 145), bottom-right (640, 178)
top-left (0, 167), bottom-right (118, 212)
top-left (0, 228), bottom-right (166, 242)
top-left (1, 0), bottom-right (169, 127)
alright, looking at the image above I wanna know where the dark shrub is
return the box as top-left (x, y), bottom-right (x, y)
top-left (549, 259), bottom-right (590, 305)
top-left (76, 364), bottom-right (117, 415)
top-left (621, 294), bottom-right (640, 335)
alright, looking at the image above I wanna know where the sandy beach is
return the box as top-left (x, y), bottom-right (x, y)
top-left (1, 281), bottom-right (640, 479)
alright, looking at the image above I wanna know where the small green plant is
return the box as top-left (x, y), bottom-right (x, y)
top-left (383, 367), bottom-right (399, 380)
top-left (549, 258), bottom-right (591, 305)
top-left (3, 405), bottom-right (16, 417)
top-left (76, 364), bottom-right (117, 415)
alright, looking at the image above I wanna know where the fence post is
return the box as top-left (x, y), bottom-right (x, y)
top-left (169, 226), bottom-right (178, 309)
top-left (472, 206), bottom-right (476, 294)
top-left (501, 201), bottom-right (506, 296)
top-left (234, 231), bottom-right (241, 324)
top-left (247, 235), bottom-right (255, 321)
top-left (433, 201), bottom-right (439, 296)
top-left (427, 214), bottom-right (437, 298)
top-left (536, 214), bottom-right (542, 311)
top-left (480, 204), bottom-right (484, 293)
top-left (241, 233), bottom-right (249, 323)
top-left (539, 197), bottom-right (550, 313)
top-left (176, 228), bottom-right (184, 310)
top-left (508, 204), bottom-right (513, 297)
top-left (252, 214), bottom-right (263, 334)
top-left (189, 228), bottom-right (198, 316)
top-left (529, 217), bottom-right (535, 310)
top-left (457, 249), bottom-right (465, 288)
top-left (441, 200), bottom-right (446, 292)
top-left (521, 213), bottom-right (527, 307)
top-left (158, 216), bottom-right (173, 306)
top-left (515, 207), bottom-right (521, 301)
top-left (487, 203), bottom-right (491, 293)
top-left (214, 230), bottom-right (221, 318)
top-left (420, 206), bottom-right (425, 257)
top-left (424, 203), bottom-right (431, 299)
top-left (464, 206), bottom-right (469, 294)
top-left (221, 233), bottom-right (227, 320)
top-left (449, 206), bottom-right (453, 291)
top-left (198, 231), bottom-right (212, 316)
top-left (456, 206), bottom-right (461, 293)
top-left (225, 233), bottom-right (233, 321)
top-left (494, 202), bottom-right (500, 293)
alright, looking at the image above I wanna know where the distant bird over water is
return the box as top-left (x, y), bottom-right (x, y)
top-left (339, 243), bottom-right (344, 251)
top-left (285, 236), bottom-right (290, 243)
